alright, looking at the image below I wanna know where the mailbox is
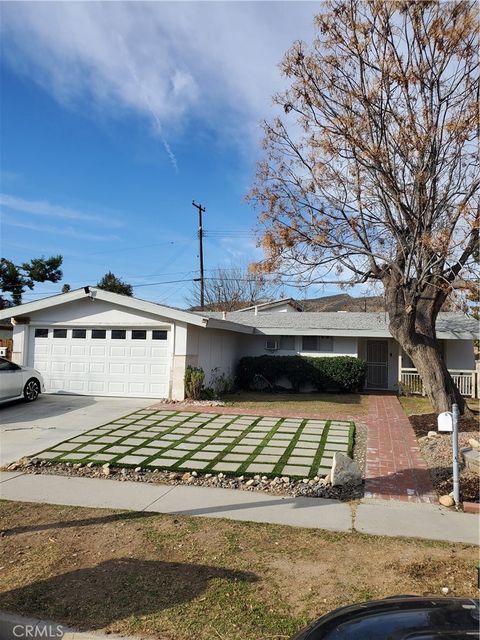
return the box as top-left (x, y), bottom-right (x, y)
top-left (438, 411), bottom-right (453, 432)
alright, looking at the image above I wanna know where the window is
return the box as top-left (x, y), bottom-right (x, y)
top-left (302, 336), bottom-right (334, 352)
top-left (72, 329), bottom-right (86, 339)
top-left (302, 335), bottom-right (317, 351)
top-left (279, 335), bottom-right (295, 350)
top-left (92, 329), bottom-right (106, 339)
top-left (53, 329), bottom-right (67, 338)
top-left (0, 358), bottom-right (19, 371)
top-left (132, 330), bottom-right (147, 340)
top-left (111, 330), bottom-right (126, 340)
top-left (34, 328), bottom-right (48, 338)
top-left (152, 330), bottom-right (167, 340)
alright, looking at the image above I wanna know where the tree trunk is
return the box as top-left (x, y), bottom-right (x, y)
top-left (395, 330), bottom-right (466, 414)
top-left (384, 278), bottom-right (469, 415)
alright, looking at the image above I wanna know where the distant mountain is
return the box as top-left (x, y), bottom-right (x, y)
top-left (300, 293), bottom-right (385, 312)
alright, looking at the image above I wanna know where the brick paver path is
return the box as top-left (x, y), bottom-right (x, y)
top-left (364, 395), bottom-right (436, 503)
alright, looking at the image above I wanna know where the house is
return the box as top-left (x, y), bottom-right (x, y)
top-left (0, 287), bottom-right (478, 399)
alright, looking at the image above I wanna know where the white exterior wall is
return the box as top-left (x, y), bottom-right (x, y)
top-left (188, 326), bottom-right (242, 387)
top-left (239, 334), bottom-right (357, 358)
top-left (444, 339), bottom-right (475, 371)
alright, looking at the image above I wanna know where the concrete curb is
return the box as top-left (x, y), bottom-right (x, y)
top-left (0, 611), bottom-right (144, 640)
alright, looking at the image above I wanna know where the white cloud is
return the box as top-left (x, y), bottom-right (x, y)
top-left (0, 2), bottom-right (316, 158)
top-left (0, 193), bottom-right (123, 227)
top-left (2, 217), bottom-right (121, 242)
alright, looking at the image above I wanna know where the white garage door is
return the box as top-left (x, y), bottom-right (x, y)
top-left (28, 326), bottom-right (172, 398)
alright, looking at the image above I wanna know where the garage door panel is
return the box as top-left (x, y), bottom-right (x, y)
top-left (52, 345), bottom-right (67, 356)
top-left (110, 346), bottom-right (127, 357)
top-left (109, 362), bottom-right (126, 374)
top-left (29, 327), bottom-right (171, 398)
top-left (71, 345), bottom-right (87, 356)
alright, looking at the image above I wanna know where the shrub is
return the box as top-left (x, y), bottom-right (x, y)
top-left (235, 355), bottom-right (366, 393)
top-left (184, 365), bottom-right (205, 400)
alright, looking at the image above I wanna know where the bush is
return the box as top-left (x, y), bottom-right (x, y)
top-left (184, 365), bottom-right (205, 400)
top-left (235, 355), bottom-right (366, 393)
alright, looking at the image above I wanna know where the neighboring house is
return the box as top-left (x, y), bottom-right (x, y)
top-left (0, 288), bottom-right (477, 400)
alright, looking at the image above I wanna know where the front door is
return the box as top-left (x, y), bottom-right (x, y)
top-left (366, 340), bottom-right (388, 389)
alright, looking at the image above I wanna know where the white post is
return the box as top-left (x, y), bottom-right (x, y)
top-left (452, 403), bottom-right (460, 509)
top-left (398, 350), bottom-right (402, 384)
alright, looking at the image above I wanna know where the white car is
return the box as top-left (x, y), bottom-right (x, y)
top-left (0, 357), bottom-right (45, 403)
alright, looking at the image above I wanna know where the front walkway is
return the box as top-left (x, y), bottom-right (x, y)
top-left (364, 395), bottom-right (436, 503)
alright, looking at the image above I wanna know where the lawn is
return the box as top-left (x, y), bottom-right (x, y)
top-left (220, 391), bottom-right (369, 416)
top-left (34, 409), bottom-right (355, 479)
top-left (0, 501), bottom-right (477, 640)
top-left (399, 396), bottom-right (480, 417)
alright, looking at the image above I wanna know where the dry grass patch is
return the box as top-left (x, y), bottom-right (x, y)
top-left (399, 396), bottom-right (479, 417)
top-left (221, 392), bottom-right (369, 416)
top-left (1, 501), bottom-right (478, 640)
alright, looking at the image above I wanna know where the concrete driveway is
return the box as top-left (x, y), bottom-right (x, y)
top-left (0, 394), bottom-right (156, 467)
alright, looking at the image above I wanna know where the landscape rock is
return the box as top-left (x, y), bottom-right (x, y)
top-left (181, 472), bottom-right (191, 481)
top-left (461, 448), bottom-right (480, 473)
top-left (468, 438), bottom-right (480, 450)
top-left (439, 495), bottom-right (455, 507)
top-left (331, 453), bottom-right (362, 487)
top-left (427, 431), bottom-right (439, 438)
top-left (102, 464), bottom-right (110, 477)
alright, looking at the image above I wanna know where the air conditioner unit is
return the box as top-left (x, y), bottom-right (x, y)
top-left (0, 347), bottom-right (7, 357)
top-left (265, 339), bottom-right (278, 351)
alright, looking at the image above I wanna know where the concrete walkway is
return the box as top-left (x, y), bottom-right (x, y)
top-left (1, 471), bottom-right (478, 544)
top-left (364, 395), bottom-right (437, 503)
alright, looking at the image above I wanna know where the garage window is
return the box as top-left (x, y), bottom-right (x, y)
top-left (53, 329), bottom-right (67, 338)
top-left (92, 329), bottom-right (106, 339)
top-left (152, 330), bottom-right (167, 340)
top-left (72, 329), bottom-right (86, 339)
top-left (34, 328), bottom-right (48, 338)
top-left (132, 330), bottom-right (147, 340)
top-left (111, 330), bottom-right (126, 340)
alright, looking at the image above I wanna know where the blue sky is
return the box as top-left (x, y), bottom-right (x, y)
top-left (1, 2), bottom-right (371, 307)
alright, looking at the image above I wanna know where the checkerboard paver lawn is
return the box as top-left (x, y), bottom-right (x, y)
top-left (34, 408), bottom-right (355, 479)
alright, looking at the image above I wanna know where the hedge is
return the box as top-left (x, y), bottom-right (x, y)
top-left (235, 355), bottom-right (367, 393)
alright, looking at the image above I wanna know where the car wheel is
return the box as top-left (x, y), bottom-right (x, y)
top-left (24, 378), bottom-right (40, 402)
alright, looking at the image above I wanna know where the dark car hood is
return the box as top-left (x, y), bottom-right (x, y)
top-left (291, 597), bottom-right (480, 640)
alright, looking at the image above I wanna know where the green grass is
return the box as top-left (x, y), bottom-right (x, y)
top-left (33, 408), bottom-right (355, 480)
top-left (220, 391), bottom-right (369, 416)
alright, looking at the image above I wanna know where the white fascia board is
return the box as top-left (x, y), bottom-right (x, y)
top-left (437, 331), bottom-right (478, 340)
top-left (252, 328), bottom-right (392, 338)
top-left (91, 289), bottom-right (208, 327)
top-left (0, 288), bottom-right (88, 321)
top-left (0, 287), bottom-right (209, 327)
top-left (206, 318), bottom-right (256, 334)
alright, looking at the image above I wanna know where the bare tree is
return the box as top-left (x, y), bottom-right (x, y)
top-left (188, 266), bottom-right (277, 311)
top-left (249, 0), bottom-right (479, 414)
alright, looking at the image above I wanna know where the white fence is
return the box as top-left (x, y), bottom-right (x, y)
top-left (400, 368), bottom-right (478, 398)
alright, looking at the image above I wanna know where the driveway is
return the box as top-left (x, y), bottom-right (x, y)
top-left (0, 394), bottom-right (155, 467)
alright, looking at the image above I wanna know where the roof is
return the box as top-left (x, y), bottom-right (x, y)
top-left (202, 311), bottom-right (479, 339)
top-left (0, 287), bottom-right (210, 328)
top-left (237, 297), bottom-right (303, 312)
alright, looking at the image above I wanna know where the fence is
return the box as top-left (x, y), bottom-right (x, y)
top-left (400, 368), bottom-right (478, 398)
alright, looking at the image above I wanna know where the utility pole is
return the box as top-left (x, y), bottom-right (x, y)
top-left (192, 200), bottom-right (206, 310)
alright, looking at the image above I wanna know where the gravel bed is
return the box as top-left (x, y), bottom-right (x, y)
top-left (412, 413), bottom-right (479, 504)
top-left (6, 446), bottom-right (366, 502)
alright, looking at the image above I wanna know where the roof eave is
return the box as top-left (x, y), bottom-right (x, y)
top-left (0, 287), bottom-right (209, 327)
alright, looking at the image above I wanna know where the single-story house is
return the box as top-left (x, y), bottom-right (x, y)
top-left (0, 287), bottom-right (478, 399)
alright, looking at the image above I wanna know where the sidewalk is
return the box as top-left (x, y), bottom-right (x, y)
top-left (1, 471), bottom-right (478, 544)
